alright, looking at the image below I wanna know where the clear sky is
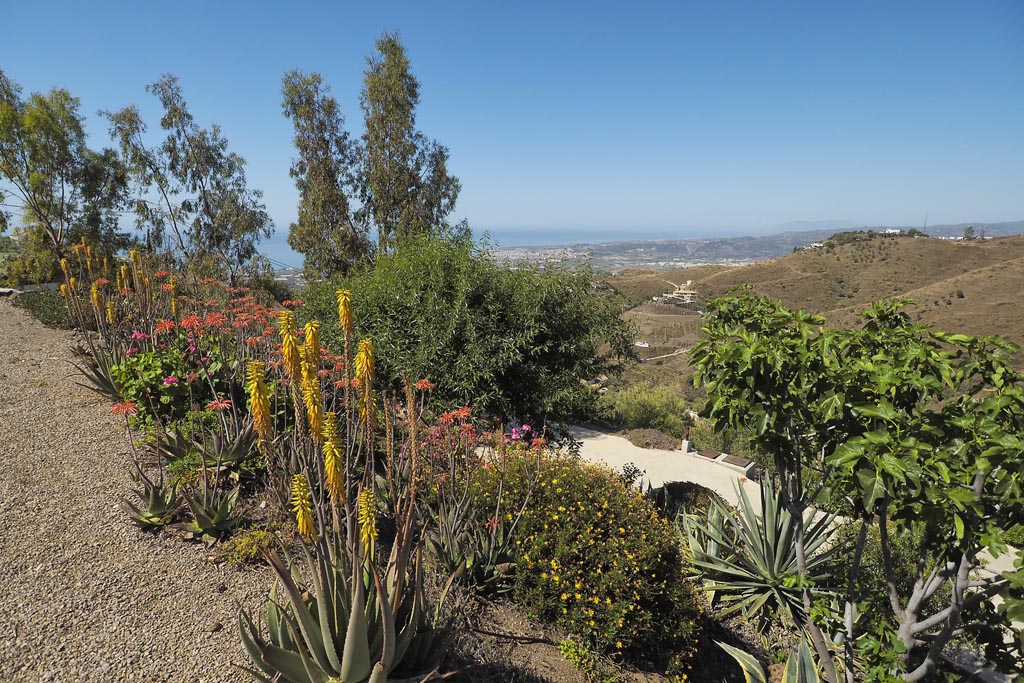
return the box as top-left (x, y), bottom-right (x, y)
top-left (3, 0), bottom-right (1022, 261)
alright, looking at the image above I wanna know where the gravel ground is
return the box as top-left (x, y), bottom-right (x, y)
top-left (0, 299), bottom-right (269, 682)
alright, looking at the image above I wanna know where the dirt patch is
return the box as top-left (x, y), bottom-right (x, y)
top-left (623, 428), bottom-right (679, 450)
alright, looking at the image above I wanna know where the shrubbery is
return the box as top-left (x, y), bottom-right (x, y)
top-left (603, 382), bottom-right (691, 437)
top-left (303, 234), bottom-right (635, 424)
top-left (471, 448), bottom-right (701, 672)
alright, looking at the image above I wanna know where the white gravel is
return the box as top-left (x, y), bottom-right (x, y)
top-left (0, 299), bottom-right (269, 682)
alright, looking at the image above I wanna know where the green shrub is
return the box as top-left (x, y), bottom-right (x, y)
top-left (471, 448), bottom-right (700, 672)
top-left (302, 234), bottom-right (635, 423)
top-left (603, 383), bottom-right (691, 438)
top-left (1003, 523), bottom-right (1024, 548)
top-left (12, 289), bottom-right (72, 328)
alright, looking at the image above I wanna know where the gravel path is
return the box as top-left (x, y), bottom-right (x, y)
top-left (0, 299), bottom-right (268, 682)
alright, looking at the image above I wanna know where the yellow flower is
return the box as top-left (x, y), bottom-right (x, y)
top-left (106, 301), bottom-right (116, 325)
top-left (302, 378), bottom-right (323, 443)
top-left (322, 412), bottom-right (344, 502)
top-left (60, 258), bottom-right (70, 274)
top-left (303, 320), bottom-right (320, 370)
top-left (357, 488), bottom-right (378, 548)
top-left (336, 288), bottom-right (353, 338)
top-left (68, 277), bottom-right (77, 290)
top-left (354, 338), bottom-right (374, 387)
top-left (290, 473), bottom-right (317, 541)
top-left (59, 284), bottom-right (69, 297)
top-left (90, 282), bottom-right (102, 312)
top-left (246, 361), bottom-right (273, 447)
top-left (278, 311), bottom-right (301, 381)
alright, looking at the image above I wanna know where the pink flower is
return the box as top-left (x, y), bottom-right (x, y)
top-left (124, 347), bottom-right (138, 357)
top-left (130, 331), bottom-right (151, 341)
top-left (522, 424), bottom-right (532, 432)
top-left (511, 427), bottom-right (521, 440)
top-left (162, 376), bottom-right (179, 385)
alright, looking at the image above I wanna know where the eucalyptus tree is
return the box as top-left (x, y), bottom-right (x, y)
top-left (105, 74), bottom-right (272, 282)
top-left (281, 70), bottom-right (369, 279)
top-left (0, 70), bottom-right (129, 281)
top-left (692, 291), bottom-right (1023, 681)
top-left (360, 32), bottom-right (460, 252)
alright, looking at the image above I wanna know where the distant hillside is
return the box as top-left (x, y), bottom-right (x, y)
top-left (610, 232), bottom-right (1024, 348)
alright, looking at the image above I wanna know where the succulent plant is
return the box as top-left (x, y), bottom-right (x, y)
top-left (121, 464), bottom-right (181, 529)
top-left (178, 486), bottom-right (240, 541)
top-left (239, 535), bottom-right (460, 683)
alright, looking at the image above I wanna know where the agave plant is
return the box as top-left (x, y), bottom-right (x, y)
top-left (239, 528), bottom-right (461, 682)
top-left (718, 638), bottom-right (820, 683)
top-left (121, 464), bottom-right (181, 529)
top-left (680, 479), bottom-right (842, 631)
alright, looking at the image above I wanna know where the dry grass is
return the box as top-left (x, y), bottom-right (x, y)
top-left (605, 234), bottom-right (1024, 394)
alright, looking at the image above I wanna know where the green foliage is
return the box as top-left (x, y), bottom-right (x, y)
top-left (13, 289), bottom-right (72, 328)
top-left (693, 290), bottom-right (1024, 681)
top-left (305, 234), bottom-right (635, 422)
top-left (0, 70), bottom-right (130, 280)
top-left (472, 449), bottom-right (699, 669)
top-left (281, 70), bottom-right (369, 278)
top-left (361, 33), bottom-right (460, 252)
top-left (111, 348), bottom-right (195, 422)
top-left (239, 539), bottom-right (457, 683)
top-left (221, 528), bottom-right (276, 565)
top-left (104, 75), bottom-right (272, 282)
top-left (681, 480), bottom-right (842, 632)
top-left (558, 637), bottom-right (618, 683)
top-left (603, 383), bottom-right (691, 438)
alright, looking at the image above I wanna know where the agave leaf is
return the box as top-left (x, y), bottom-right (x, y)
top-left (716, 640), bottom-right (767, 683)
top-left (782, 639), bottom-right (818, 683)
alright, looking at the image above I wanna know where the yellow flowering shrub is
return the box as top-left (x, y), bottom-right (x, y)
top-left (472, 448), bottom-right (700, 673)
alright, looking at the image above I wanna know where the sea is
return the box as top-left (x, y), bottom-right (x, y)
top-left (257, 226), bottom-right (733, 270)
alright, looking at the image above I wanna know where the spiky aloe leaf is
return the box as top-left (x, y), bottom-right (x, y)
top-left (265, 551), bottom-right (333, 673)
top-left (716, 641), bottom-right (767, 683)
top-left (239, 606), bottom-right (315, 682)
top-left (340, 559), bottom-right (372, 682)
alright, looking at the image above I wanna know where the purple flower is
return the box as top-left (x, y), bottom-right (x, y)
top-left (511, 427), bottom-right (521, 440)
top-left (522, 424), bottom-right (532, 433)
top-left (124, 347), bottom-right (138, 357)
top-left (200, 356), bottom-right (210, 364)
top-left (162, 376), bottom-right (179, 386)
top-left (130, 331), bottom-right (151, 341)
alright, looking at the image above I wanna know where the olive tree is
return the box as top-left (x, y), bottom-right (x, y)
top-left (692, 291), bottom-right (1023, 681)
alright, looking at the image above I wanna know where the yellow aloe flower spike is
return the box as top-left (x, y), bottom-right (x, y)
top-left (60, 258), bottom-right (69, 275)
top-left (60, 284), bottom-right (69, 298)
top-left (90, 282), bottom-right (102, 312)
top-left (278, 311), bottom-right (302, 381)
top-left (354, 338), bottom-right (375, 387)
top-left (357, 488), bottom-right (377, 548)
top-left (290, 473), bottom-right (318, 541)
top-left (322, 412), bottom-right (344, 503)
top-left (303, 320), bottom-right (321, 370)
top-left (246, 361), bottom-right (273, 447)
top-left (302, 378), bottom-right (324, 444)
top-left (68, 277), bottom-right (77, 290)
top-left (106, 301), bottom-right (116, 325)
top-left (336, 288), bottom-right (353, 338)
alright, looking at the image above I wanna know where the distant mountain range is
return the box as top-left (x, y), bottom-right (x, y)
top-left (495, 220), bottom-right (1024, 271)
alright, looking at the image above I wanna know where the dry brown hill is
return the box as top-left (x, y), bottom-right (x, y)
top-left (606, 233), bottom-right (1024, 398)
top-left (611, 233), bottom-right (1024, 347)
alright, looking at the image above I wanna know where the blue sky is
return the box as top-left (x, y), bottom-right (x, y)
top-left (3, 0), bottom-right (1022, 261)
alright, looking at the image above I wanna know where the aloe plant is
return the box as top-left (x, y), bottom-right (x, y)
top-left (681, 479), bottom-right (842, 631)
top-left (178, 486), bottom-right (240, 541)
top-left (121, 464), bottom-right (181, 529)
top-left (74, 341), bottom-right (123, 402)
top-left (239, 535), bottom-right (460, 683)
